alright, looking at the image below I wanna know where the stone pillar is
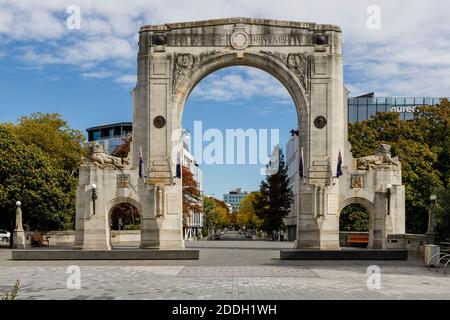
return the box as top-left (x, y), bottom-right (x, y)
top-left (73, 166), bottom-right (112, 251)
top-left (13, 201), bottom-right (26, 249)
top-left (295, 30), bottom-right (344, 250)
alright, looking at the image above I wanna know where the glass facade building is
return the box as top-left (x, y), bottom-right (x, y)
top-left (86, 122), bottom-right (132, 154)
top-left (348, 93), bottom-right (442, 123)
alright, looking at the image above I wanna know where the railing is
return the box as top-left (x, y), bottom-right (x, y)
top-left (427, 242), bottom-right (450, 275)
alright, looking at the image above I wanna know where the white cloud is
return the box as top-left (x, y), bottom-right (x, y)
top-left (0, 0), bottom-right (448, 96)
top-left (114, 74), bottom-right (136, 86)
top-left (191, 67), bottom-right (291, 102)
top-left (82, 70), bottom-right (113, 79)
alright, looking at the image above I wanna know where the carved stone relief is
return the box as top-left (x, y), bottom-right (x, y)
top-left (356, 144), bottom-right (401, 170)
top-left (172, 51), bottom-right (219, 91)
top-left (82, 143), bottom-right (128, 170)
top-left (259, 51), bottom-right (311, 91)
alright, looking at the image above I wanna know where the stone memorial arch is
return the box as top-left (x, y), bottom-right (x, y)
top-left (73, 18), bottom-right (405, 252)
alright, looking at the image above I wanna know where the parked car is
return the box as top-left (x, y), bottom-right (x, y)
top-left (0, 230), bottom-right (11, 241)
top-left (213, 234), bottom-right (221, 240)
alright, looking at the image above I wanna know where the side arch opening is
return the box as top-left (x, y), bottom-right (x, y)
top-left (339, 198), bottom-right (375, 248)
top-left (107, 197), bottom-right (142, 248)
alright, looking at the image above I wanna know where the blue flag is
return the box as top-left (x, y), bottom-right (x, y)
top-left (176, 163), bottom-right (181, 179)
top-left (176, 152), bottom-right (182, 179)
top-left (336, 150), bottom-right (343, 178)
top-left (138, 147), bottom-right (144, 178)
top-left (299, 147), bottom-right (304, 178)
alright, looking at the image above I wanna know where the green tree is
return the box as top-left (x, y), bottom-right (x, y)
top-left (236, 192), bottom-right (262, 230)
top-left (348, 100), bottom-right (449, 234)
top-left (435, 187), bottom-right (450, 241)
top-left (254, 146), bottom-right (293, 237)
top-left (0, 125), bottom-right (76, 231)
top-left (339, 204), bottom-right (369, 231)
top-left (10, 113), bottom-right (85, 175)
top-left (202, 196), bottom-right (232, 236)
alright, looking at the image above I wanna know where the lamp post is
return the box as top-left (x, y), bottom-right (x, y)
top-left (386, 184), bottom-right (392, 216)
top-left (425, 194), bottom-right (438, 245)
top-left (91, 184), bottom-right (97, 215)
top-left (13, 201), bottom-right (26, 249)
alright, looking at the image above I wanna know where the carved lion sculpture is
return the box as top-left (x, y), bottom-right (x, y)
top-left (356, 144), bottom-right (401, 170)
top-left (83, 143), bottom-right (128, 170)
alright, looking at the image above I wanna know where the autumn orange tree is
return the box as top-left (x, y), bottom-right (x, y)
top-left (182, 165), bottom-right (202, 227)
top-left (111, 136), bottom-right (132, 158)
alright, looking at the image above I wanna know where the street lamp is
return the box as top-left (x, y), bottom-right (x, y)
top-left (386, 184), bottom-right (392, 215)
top-left (426, 194), bottom-right (438, 244)
top-left (91, 184), bottom-right (97, 215)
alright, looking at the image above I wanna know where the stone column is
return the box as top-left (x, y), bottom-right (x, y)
top-left (13, 201), bottom-right (26, 249)
top-left (73, 166), bottom-right (112, 251)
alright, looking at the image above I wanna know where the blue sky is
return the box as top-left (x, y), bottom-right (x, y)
top-left (0, 0), bottom-right (449, 197)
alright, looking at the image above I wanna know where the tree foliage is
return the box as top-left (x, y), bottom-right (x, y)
top-left (339, 204), bottom-right (369, 232)
top-left (0, 113), bottom-right (85, 231)
top-left (236, 192), bottom-right (262, 229)
top-left (182, 165), bottom-right (202, 226)
top-left (111, 136), bottom-right (132, 158)
top-left (10, 113), bottom-right (85, 175)
top-left (348, 99), bottom-right (450, 234)
top-left (110, 203), bottom-right (140, 230)
top-left (202, 196), bottom-right (232, 234)
top-left (435, 187), bottom-right (450, 241)
top-left (253, 146), bottom-right (293, 235)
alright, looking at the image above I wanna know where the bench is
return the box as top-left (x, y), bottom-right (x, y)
top-left (441, 242), bottom-right (450, 253)
top-left (31, 232), bottom-right (49, 247)
top-left (347, 234), bottom-right (369, 246)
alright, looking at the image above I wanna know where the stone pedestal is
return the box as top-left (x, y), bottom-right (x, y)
top-left (13, 230), bottom-right (26, 249)
top-left (13, 203), bottom-right (26, 249)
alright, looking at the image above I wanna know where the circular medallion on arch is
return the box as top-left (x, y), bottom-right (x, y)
top-left (230, 30), bottom-right (249, 50)
top-left (314, 116), bottom-right (327, 129)
top-left (153, 116), bottom-right (166, 129)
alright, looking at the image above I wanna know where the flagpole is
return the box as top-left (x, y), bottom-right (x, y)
top-left (301, 147), bottom-right (306, 185)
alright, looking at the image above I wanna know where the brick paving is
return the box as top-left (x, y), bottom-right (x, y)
top-left (0, 241), bottom-right (449, 300)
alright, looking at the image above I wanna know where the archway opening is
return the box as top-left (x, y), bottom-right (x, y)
top-left (181, 64), bottom-right (300, 244)
top-left (109, 203), bottom-right (141, 248)
top-left (339, 203), bottom-right (370, 248)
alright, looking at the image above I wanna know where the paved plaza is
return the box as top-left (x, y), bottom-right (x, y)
top-left (0, 241), bottom-right (449, 300)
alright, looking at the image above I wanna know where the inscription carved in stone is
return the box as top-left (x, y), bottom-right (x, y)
top-left (164, 33), bottom-right (315, 47)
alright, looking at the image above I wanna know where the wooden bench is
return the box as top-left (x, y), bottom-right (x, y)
top-left (440, 242), bottom-right (450, 253)
top-left (31, 232), bottom-right (49, 247)
top-left (347, 234), bottom-right (369, 246)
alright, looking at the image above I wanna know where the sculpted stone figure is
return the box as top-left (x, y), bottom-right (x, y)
top-left (83, 143), bottom-right (128, 170)
top-left (356, 144), bottom-right (401, 170)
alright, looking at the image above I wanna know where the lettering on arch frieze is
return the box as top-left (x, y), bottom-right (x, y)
top-left (172, 51), bottom-right (219, 92)
top-left (259, 51), bottom-right (311, 92)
